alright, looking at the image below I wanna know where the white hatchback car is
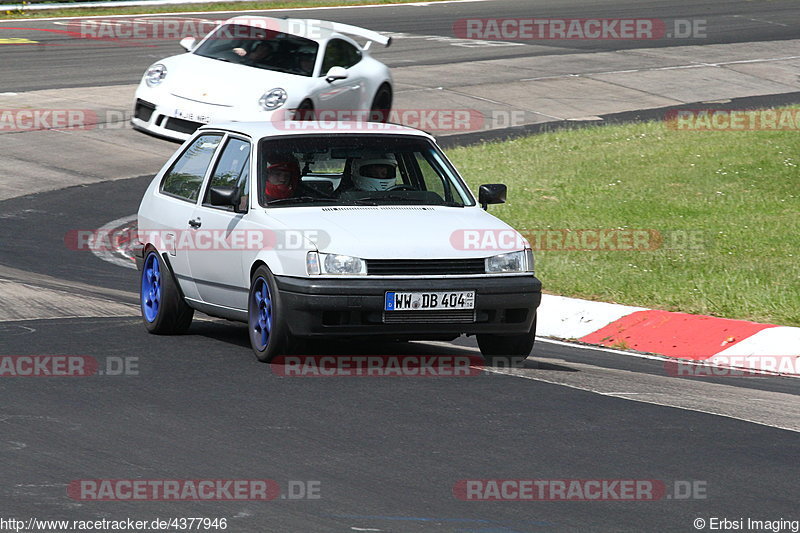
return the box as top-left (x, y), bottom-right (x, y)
top-left (131, 16), bottom-right (393, 141)
top-left (134, 122), bottom-right (541, 364)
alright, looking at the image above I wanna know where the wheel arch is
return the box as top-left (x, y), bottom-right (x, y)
top-left (250, 259), bottom-right (268, 281)
top-left (375, 82), bottom-right (392, 102)
top-left (143, 245), bottom-right (189, 302)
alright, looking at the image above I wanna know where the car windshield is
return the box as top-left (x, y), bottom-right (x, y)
top-left (193, 24), bottom-right (319, 77)
top-left (257, 135), bottom-right (475, 208)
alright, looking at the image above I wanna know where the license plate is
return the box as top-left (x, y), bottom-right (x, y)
top-left (385, 291), bottom-right (475, 311)
top-left (174, 108), bottom-right (211, 124)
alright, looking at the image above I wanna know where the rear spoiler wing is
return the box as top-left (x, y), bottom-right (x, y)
top-left (226, 16), bottom-right (392, 48)
top-left (303, 19), bottom-right (392, 47)
top-left (327, 20), bottom-right (392, 47)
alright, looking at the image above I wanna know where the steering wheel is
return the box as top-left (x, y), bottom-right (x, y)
top-left (387, 185), bottom-right (415, 191)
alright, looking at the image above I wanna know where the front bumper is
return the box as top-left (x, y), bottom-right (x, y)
top-left (131, 91), bottom-right (273, 141)
top-left (131, 95), bottom-right (234, 141)
top-left (275, 275), bottom-right (542, 338)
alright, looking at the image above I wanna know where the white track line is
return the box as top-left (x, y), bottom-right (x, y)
top-left (423, 339), bottom-right (800, 431)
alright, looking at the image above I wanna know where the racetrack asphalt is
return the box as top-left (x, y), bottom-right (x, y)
top-left (1, 1), bottom-right (799, 530)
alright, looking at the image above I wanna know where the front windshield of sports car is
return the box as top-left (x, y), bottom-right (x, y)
top-left (193, 25), bottom-right (319, 77)
top-left (257, 135), bottom-right (475, 208)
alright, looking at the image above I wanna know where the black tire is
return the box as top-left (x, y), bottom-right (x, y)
top-left (477, 313), bottom-right (537, 367)
top-left (248, 265), bottom-right (294, 362)
top-left (369, 84), bottom-right (392, 123)
top-left (292, 100), bottom-right (315, 121)
top-left (140, 249), bottom-right (194, 334)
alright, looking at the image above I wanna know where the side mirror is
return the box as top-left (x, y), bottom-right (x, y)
top-left (478, 184), bottom-right (507, 210)
top-left (325, 66), bottom-right (348, 83)
top-left (180, 37), bottom-right (196, 52)
top-left (208, 186), bottom-right (243, 212)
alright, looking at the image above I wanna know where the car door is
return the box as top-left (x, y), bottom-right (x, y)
top-left (312, 38), bottom-right (366, 113)
top-left (186, 135), bottom-right (253, 310)
top-left (151, 132), bottom-right (224, 301)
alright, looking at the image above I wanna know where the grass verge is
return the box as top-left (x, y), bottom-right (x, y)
top-left (446, 110), bottom-right (800, 326)
top-left (1, 0), bottom-right (448, 19)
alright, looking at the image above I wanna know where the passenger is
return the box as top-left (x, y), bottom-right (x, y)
top-left (264, 154), bottom-right (301, 200)
top-left (297, 53), bottom-right (315, 75)
top-left (351, 158), bottom-right (398, 191)
top-left (293, 47), bottom-right (317, 76)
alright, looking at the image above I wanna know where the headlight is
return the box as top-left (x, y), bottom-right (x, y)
top-left (485, 249), bottom-right (534, 274)
top-left (259, 88), bottom-right (288, 111)
top-left (144, 63), bottom-right (167, 87)
top-left (307, 252), bottom-right (366, 275)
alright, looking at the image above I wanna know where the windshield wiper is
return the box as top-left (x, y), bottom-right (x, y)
top-left (265, 196), bottom-right (335, 206)
top-left (352, 194), bottom-right (425, 205)
top-left (252, 65), bottom-right (296, 74)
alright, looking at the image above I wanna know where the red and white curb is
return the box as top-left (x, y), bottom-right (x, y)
top-left (83, 215), bottom-right (799, 375)
top-left (538, 294), bottom-right (800, 376)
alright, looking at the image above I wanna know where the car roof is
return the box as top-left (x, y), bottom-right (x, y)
top-left (198, 121), bottom-right (436, 141)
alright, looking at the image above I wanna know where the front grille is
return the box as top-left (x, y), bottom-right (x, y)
top-left (383, 310), bottom-right (476, 324)
top-left (134, 99), bottom-right (155, 122)
top-left (164, 117), bottom-right (202, 135)
top-left (366, 258), bottom-right (485, 276)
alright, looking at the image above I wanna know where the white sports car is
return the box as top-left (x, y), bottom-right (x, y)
top-left (131, 16), bottom-right (393, 141)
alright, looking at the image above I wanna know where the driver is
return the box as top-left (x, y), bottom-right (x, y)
top-left (351, 158), bottom-right (398, 191)
top-left (264, 154), bottom-right (301, 200)
top-left (233, 42), bottom-right (273, 65)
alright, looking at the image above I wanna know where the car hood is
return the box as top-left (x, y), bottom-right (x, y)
top-left (261, 205), bottom-right (527, 259)
top-left (160, 53), bottom-right (310, 106)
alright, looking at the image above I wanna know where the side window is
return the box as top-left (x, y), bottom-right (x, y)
top-left (342, 40), bottom-right (361, 67)
top-left (203, 137), bottom-right (251, 211)
top-left (320, 39), bottom-right (362, 74)
top-left (161, 134), bottom-right (222, 202)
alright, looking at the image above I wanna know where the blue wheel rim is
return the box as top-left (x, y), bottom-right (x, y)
top-left (141, 252), bottom-right (161, 323)
top-left (249, 276), bottom-right (272, 351)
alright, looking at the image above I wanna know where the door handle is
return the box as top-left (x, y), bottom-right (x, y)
top-left (188, 218), bottom-right (201, 228)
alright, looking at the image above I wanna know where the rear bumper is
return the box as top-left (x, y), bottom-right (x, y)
top-left (275, 275), bottom-right (542, 338)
